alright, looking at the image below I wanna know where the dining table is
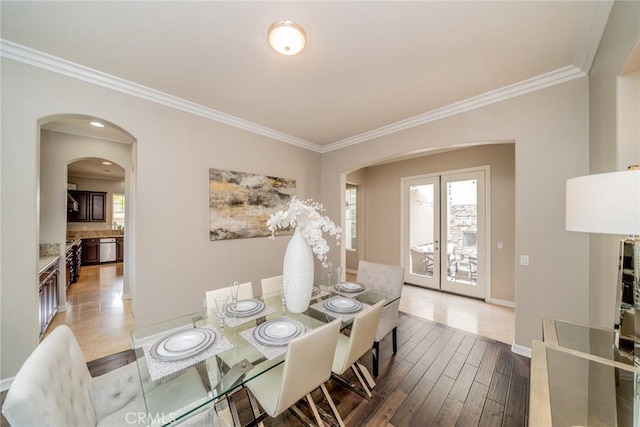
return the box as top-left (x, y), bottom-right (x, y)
top-left (130, 282), bottom-right (400, 426)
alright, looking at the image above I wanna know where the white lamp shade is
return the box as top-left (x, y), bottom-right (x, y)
top-left (566, 169), bottom-right (640, 235)
top-left (268, 21), bottom-right (306, 56)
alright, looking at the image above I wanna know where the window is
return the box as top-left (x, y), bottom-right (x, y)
top-left (112, 194), bottom-right (125, 229)
top-left (345, 186), bottom-right (357, 250)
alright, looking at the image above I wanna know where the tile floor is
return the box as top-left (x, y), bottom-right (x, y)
top-left (48, 264), bottom-right (515, 362)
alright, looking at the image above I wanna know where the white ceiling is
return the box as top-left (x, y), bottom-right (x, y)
top-left (1, 1), bottom-right (607, 150)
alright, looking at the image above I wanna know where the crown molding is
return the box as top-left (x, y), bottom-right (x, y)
top-left (321, 65), bottom-right (586, 153)
top-left (0, 40), bottom-right (322, 153)
top-left (2, 39), bottom-right (587, 155)
top-left (573, 0), bottom-right (614, 73)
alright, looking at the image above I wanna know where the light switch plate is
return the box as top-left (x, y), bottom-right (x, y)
top-left (520, 255), bottom-right (529, 266)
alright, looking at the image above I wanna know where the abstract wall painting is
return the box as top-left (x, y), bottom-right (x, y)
top-left (209, 168), bottom-right (296, 240)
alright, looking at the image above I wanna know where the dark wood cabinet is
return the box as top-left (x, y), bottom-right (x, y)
top-left (82, 238), bottom-right (100, 265)
top-left (116, 237), bottom-right (124, 262)
top-left (67, 191), bottom-right (106, 222)
top-left (65, 247), bottom-right (73, 289)
top-left (39, 261), bottom-right (59, 339)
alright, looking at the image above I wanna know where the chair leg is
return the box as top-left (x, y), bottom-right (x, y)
top-left (372, 341), bottom-right (380, 377)
top-left (356, 362), bottom-right (376, 389)
top-left (306, 393), bottom-right (323, 426)
top-left (320, 384), bottom-right (345, 427)
top-left (392, 327), bottom-right (398, 353)
top-left (351, 365), bottom-right (372, 399)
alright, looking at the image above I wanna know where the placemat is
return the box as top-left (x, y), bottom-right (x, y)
top-left (310, 298), bottom-right (371, 322)
top-left (224, 304), bottom-right (276, 328)
top-left (239, 319), bottom-right (307, 361)
top-left (143, 325), bottom-right (233, 382)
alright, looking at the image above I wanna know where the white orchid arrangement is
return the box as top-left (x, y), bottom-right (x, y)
top-left (267, 196), bottom-right (342, 266)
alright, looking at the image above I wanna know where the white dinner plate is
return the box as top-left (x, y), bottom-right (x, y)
top-left (312, 285), bottom-right (321, 296)
top-left (151, 327), bottom-right (215, 361)
top-left (253, 318), bottom-right (305, 346)
top-left (224, 299), bottom-right (265, 317)
top-left (324, 296), bottom-right (362, 313)
top-left (336, 282), bottom-right (365, 293)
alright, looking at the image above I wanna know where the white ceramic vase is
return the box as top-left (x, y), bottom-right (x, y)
top-left (282, 228), bottom-right (314, 313)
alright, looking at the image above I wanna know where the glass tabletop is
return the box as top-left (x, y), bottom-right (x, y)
top-left (130, 285), bottom-right (399, 426)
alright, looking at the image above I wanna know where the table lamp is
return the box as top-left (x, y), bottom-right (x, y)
top-left (566, 167), bottom-right (640, 364)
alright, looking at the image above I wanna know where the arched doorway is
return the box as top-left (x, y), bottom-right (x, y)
top-left (38, 114), bottom-right (136, 360)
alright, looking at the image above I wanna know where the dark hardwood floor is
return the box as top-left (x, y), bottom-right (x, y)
top-left (1, 312), bottom-right (529, 426)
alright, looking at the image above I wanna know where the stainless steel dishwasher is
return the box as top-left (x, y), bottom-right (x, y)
top-left (99, 238), bottom-right (117, 263)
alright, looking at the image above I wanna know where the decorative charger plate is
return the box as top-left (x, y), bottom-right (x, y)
top-left (150, 327), bottom-right (215, 361)
top-left (253, 318), bottom-right (305, 346)
top-left (324, 296), bottom-right (363, 314)
top-left (224, 299), bottom-right (265, 318)
top-left (335, 281), bottom-right (365, 293)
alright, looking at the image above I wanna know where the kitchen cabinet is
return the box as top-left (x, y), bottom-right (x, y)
top-left (39, 261), bottom-right (59, 339)
top-left (73, 241), bottom-right (82, 282)
top-left (82, 238), bottom-right (100, 265)
top-left (67, 190), bottom-right (106, 222)
top-left (65, 246), bottom-right (73, 289)
top-left (116, 237), bottom-right (124, 262)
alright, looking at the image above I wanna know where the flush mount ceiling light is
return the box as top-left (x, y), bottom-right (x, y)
top-left (89, 121), bottom-right (104, 128)
top-left (101, 161), bottom-right (112, 165)
top-left (268, 20), bottom-right (306, 56)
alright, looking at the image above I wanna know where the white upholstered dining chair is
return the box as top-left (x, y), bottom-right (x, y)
top-left (1, 325), bottom-right (216, 426)
top-left (356, 260), bottom-right (405, 377)
top-left (260, 275), bottom-right (283, 295)
top-left (331, 300), bottom-right (384, 398)
top-left (245, 320), bottom-right (343, 426)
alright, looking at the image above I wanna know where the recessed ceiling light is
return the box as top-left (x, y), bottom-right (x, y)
top-left (89, 121), bottom-right (105, 128)
top-left (101, 161), bottom-right (112, 165)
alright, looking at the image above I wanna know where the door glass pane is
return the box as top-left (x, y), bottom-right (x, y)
top-left (409, 184), bottom-right (435, 277)
top-left (446, 179), bottom-right (478, 285)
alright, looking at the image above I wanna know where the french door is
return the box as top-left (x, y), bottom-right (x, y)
top-left (402, 169), bottom-right (486, 299)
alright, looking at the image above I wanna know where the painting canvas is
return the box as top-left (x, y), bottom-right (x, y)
top-left (209, 168), bottom-right (296, 240)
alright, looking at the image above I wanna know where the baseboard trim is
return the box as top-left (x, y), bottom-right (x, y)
top-left (486, 298), bottom-right (515, 308)
top-left (512, 343), bottom-right (532, 358)
top-left (1, 376), bottom-right (14, 392)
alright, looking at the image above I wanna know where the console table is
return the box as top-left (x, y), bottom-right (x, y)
top-left (529, 317), bottom-right (638, 426)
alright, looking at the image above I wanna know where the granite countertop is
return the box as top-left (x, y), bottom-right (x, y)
top-left (38, 255), bottom-right (60, 274)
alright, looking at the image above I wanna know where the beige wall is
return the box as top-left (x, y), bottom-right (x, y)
top-left (356, 144), bottom-right (515, 303)
top-left (588, 0), bottom-right (640, 328)
top-left (321, 79), bottom-right (590, 352)
top-left (1, 58), bottom-right (321, 378)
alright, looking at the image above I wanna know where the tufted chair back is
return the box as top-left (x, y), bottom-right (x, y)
top-left (2, 325), bottom-right (97, 426)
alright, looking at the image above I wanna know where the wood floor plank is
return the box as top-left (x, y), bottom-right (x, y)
top-left (457, 334), bottom-right (476, 356)
top-left (411, 374), bottom-right (455, 424)
top-left (394, 338), bottom-right (418, 363)
top-left (426, 324), bottom-right (447, 341)
top-left (364, 389), bottom-right (408, 427)
top-left (409, 322), bottom-right (437, 344)
top-left (418, 328), bottom-right (455, 367)
top-left (375, 359), bottom-right (414, 398)
top-left (397, 362), bottom-right (429, 394)
top-left (342, 391), bottom-right (386, 426)
top-left (390, 375), bottom-right (436, 427)
top-left (479, 397), bottom-right (505, 427)
top-left (405, 335), bottom-right (436, 364)
top-left (424, 332), bottom-right (465, 382)
top-left (475, 342), bottom-right (501, 386)
top-left (443, 351), bottom-right (467, 380)
top-left (502, 373), bottom-right (528, 426)
top-left (466, 338), bottom-right (489, 367)
top-left (487, 371), bottom-right (510, 405)
top-left (432, 398), bottom-right (464, 427)
top-left (455, 381), bottom-right (489, 427)
top-left (448, 363), bottom-right (478, 403)
top-left (495, 345), bottom-right (515, 376)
